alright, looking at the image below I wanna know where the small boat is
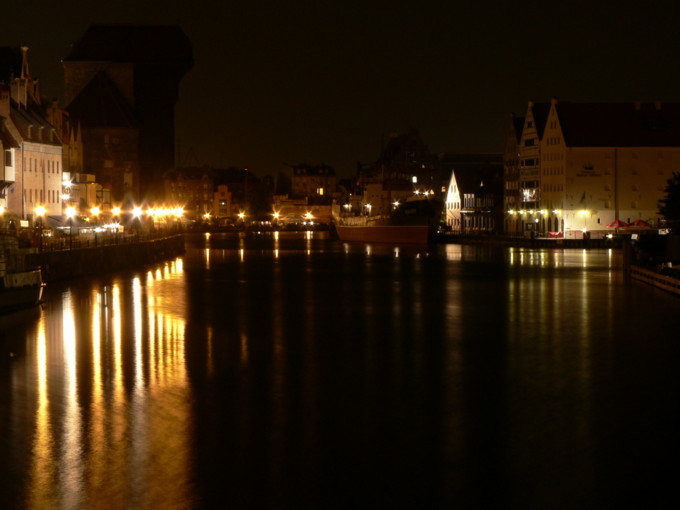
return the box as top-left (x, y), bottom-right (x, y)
top-left (0, 234), bottom-right (45, 313)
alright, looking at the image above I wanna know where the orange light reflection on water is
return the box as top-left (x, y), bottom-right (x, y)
top-left (23, 258), bottom-right (192, 508)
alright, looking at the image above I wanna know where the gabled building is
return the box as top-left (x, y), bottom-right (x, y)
top-left (506, 98), bottom-right (680, 237)
top-left (60, 70), bottom-right (138, 206)
top-left (502, 114), bottom-right (525, 234)
top-left (0, 47), bottom-right (63, 223)
top-left (212, 184), bottom-right (233, 223)
top-left (443, 156), bottom-right (503, 233)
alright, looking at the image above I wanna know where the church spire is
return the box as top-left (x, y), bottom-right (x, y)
top-left (20, 45), bottom-right (30, 79)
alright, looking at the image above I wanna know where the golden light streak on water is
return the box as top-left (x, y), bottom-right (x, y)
top-left (133, 277), bottom-right (145, 394)
top-left (305, 230), bottom-right (312, 255)
top-left (207, 326), bottom-right (214, 376)
top-left (27, 317), bottom-right (55, 509)
top-left (88, 289), bottom-right (106, 504)
top-left (445, 243), bottom-right (462, 261)
top-left (240, 332), bottom-right (249, 363)
top-left (60, 290), bottom-right (84, 509)
top-left (112, 284), bottom-right (123, 407)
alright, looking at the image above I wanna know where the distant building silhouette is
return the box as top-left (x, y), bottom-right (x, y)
top-left (63, 24), bottom-right (193, 204)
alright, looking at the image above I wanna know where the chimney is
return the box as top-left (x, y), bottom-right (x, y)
top-left (634, 101), bottom-right (641, 110)
top-left (655, 100), bottom-right (662, 111)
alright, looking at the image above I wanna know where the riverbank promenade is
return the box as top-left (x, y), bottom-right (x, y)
top-left (24, 232), bottom-right (185, 282)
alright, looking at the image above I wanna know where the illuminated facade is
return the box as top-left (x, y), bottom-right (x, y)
top-left (505, 98), bottom-right (680, 237)
top-left (213, 184), bottom-right (233, 222)
top-left (444, 165), bottom-right (502, 232)
top-left (0, 47), bottom-right (63, 222)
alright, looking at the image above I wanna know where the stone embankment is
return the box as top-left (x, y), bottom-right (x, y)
top-left (26, 234), bottom-right (185, 282)
top-left (436, 233), bottom-right (622, 249)
top-left (629, 265), bottom-right (680, 296)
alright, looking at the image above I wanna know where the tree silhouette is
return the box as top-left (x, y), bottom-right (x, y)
top-left (658, 172), bottom-right (680, 230)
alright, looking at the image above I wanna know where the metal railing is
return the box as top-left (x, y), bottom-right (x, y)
top-left (2, 227), bottom-right (184, 252)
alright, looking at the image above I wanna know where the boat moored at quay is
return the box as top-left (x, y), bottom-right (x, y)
top-left (0, 234), bottom-right (45, 313)
top-left (333, 193), bottom-right (444, 244)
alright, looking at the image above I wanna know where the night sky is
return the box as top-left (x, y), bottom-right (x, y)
top-left (3, 1), bottom-right (680, 178)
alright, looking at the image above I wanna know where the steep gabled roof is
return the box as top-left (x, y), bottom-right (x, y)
top-left (0, 119), bottom-right (19, 148)
top-left (67, 71), bottom-right (137, 128)
top-left (64, 24), bottom-right (193, 69)
top-left (452, 165), bottom-right (502, 196)
top-left (556, 102), bottom-right (680, 147)
top-left (9, 101), bottom-right (61, 146)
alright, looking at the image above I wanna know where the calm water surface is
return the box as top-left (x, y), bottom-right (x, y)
top-left (1, 232), bottom-right (679, 509)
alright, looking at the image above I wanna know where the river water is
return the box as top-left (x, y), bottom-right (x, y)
top-left (1, 232), bottom-right (678, 509)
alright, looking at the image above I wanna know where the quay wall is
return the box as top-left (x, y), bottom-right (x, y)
top-left (26, 235), bottom-right (185, 282)
top-left (630, 265), bottom-right (680, 297)
top-left (436, 234), bottom-right (622, 249)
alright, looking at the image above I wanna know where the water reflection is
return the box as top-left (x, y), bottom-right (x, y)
top-left (15, 259), bottom-right (192, 509)
top-left (1, 235), bottom-right (679, 508)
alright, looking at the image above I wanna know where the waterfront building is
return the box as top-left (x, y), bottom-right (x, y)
top-left (0, 47), bottom-right (63, 223)
top-left (503, 114), bottom-right (526, 234)
top-left (442, 155), bottom-right (503, 232)
top-left (272, 194), bottom-right (331, 224)
top-left (506, 98), bottom-right (680, 237)
top-left (164, 167), bottom-right (214, 220)
top-left (63, 24), bottom-right (193, 203)
top-left (213, 184), bottom-right (233, 223)
top-left (289, 163), bottom-right (336, 201)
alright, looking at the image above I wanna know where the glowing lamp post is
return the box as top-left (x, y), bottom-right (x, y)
top-left (65, 205), bottom-right (76, 250)
top-left (132, 206), bottom-right (143, 237)
top-left (35, 205), bottom-right (46, 251)
top-left (91, 206), bottom-right (100, 245)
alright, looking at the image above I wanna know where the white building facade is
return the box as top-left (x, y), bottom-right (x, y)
top-left (506, 98), bottom-right (680, 237)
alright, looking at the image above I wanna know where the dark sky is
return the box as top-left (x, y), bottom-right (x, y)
top-left (3, 1), bottom-right (680, 178)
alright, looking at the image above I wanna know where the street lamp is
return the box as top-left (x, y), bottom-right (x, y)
top-left (35, 205), bottom-right (46, 251)
top-left (65, 205), bottom-right (76, 249)
top-left (91, 206), bottom-right (100, 245)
